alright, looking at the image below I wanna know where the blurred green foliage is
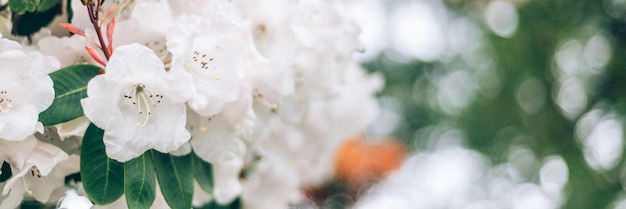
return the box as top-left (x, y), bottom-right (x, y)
top-left (364, 0), bottom-right (626, 208)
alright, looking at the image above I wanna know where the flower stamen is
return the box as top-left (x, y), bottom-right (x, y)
top-left (252, 90), bottom-right (278, 111)
top-left (0, 90), bottom-right (13, 113)
top-left (186, 50), bottom-right (221, 84)
top-left (23, 166), bottom-right (41, 196)
top-left (199, 117), bottom-right (209, 133)
top-left (22, 178), bottom-right (32, 196)
top-left (123, 84), bottom-right (162, 128)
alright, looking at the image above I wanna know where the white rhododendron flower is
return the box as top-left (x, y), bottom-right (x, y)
top-left (1, 138), bottom-right (76, 208)
top-left (189, 90), bottom-right (255, 163)
top-left (81, 44), bottom-right (194, 162)
top-left (0, 0), bottom-right (386, 207)
top-left (167, 2), bottom-right (257, 116)
top-left (0, 136), bottom-right (37, 171)
top-left (242, 156), bottom-right (302, 209)
top-left (0, 35), bottom-right (21, 52)
top-left (113, 1), bottom-right (174, 61)
top-left (38, 35), bottom-right (96, 67)
top-left (212, 157), bottom-right (244, 204)
top-left (56, 189), bottom-right (94, 209)
top-left (0, 49), bottom-right (56, 141)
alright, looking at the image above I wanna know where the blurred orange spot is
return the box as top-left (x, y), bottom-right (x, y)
top-left (334, 136), bottom-right (406, 186)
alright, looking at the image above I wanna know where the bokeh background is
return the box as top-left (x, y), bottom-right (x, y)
top-left (320, 0), bottom-right (626, 208)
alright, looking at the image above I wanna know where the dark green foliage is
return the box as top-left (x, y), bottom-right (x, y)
top-left (81, 124), bottom-right (125, 205)
top-left (39, 64), bottom-right (102, 126)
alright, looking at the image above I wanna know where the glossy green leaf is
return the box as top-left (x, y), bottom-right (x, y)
top-left (0, 161), bottom-right (12, 182)
top-left (39, 64), bottom-right (101, 126)
top-left (80, 124), bottom-right (124, 205)
top-left (153, 151), bottom-right (193, 209)
top-left (194, 198), bottom-right (242, 209)
top-left (192, 152), bottom-right (214, 193)
top-left (125, 152), bottom-right (156, 209)
top-left (8, 0), bottom-right (39, 14)
top-left (36, 0), bottom-right (59, 12)
top-left (12, 4), bottom-right (59, 36)
top-left (65, 0), bottom-right (72, 22)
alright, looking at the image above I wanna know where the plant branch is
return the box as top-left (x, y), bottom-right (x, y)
top-left (86, 0), bottom-right (111, 60)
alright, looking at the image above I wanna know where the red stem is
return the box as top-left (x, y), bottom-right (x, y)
top-left (86, 1), bottom-right (111, 60)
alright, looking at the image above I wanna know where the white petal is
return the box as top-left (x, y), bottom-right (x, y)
top-left (26, 141), bottom-right (70, 176)
top-left (103, 99), bottom-right (189, 162)
top-left (0, 178), bottom-right (26, 209)
top-left (170, 142), bottom-right (192, 156)
top-left (0, 136), bottom-right (37, 169)
top-left (189, 111), bottom-right (246, 163)
top-left (0, 37), bottom-right (21, 52)
top-left (212, 157), bottom-right (243, 204)
top-left (55, 116), bottom-right (90, 138)
top-left (57, 189), bottom-right (94, 209)
top-left (0, 106), bottom-right (39, 141)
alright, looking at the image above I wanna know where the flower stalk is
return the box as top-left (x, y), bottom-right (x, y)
top-left (85, 0), bottom-right (111, 60)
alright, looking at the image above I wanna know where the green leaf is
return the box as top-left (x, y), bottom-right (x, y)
top-left (192, 152), bottom-right (214, 193)
top-left (125, 152), bottom-right (156, 209)
top-left (36, 0), bottom-right (59, 12)
top-left (65, 0), bottom-right (72, 23)
top-left (153, 151), bottom-right (194, 209)
top-left (12, 3), bottom-right (59, 36)
top-left (0, 161), bottom-right (12, 182)
top-left (8, 0), bottom-right (39, 14)
top-left (80, 124), bottom-right (124, 205)
top-left (194, 198), bottom-right (242, 209)
top-left (39, 64), bottom-right (101, 126)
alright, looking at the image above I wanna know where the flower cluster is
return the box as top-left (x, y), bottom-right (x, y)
top-left (0, 0), bottom-right (381, 208)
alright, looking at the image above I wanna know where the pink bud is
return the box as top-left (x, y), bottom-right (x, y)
top-left (85, 46), bottom-right (107, 67)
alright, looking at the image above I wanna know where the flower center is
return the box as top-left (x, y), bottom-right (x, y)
top-left (186, 49), bottom-right (221, 83)
top-left (29, 166), bottom-right (42, 178)
top-left (123, 84), bottom-right (162, 128)
top-left (23, 166), bottom-right (42, 195)
top-left (189, 117), bottom-right (212, 133)
top-left (144, 40), bottom-right (171, 62)
top-left (0, 90), bottom-right (13, 113)
top-left (252, 89), bottom-right (278, 112)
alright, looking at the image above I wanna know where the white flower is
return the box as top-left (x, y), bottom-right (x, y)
top-left (237, 0), bottom-right (362, 100)
top-left (69, 0), bottom-right (91, 30)
top-left (38, 35), bottom-right (96, 67)
top-left (0, 136), bottom-right (37, 172)
top-left (249, 53), bottom-right (294, 117)
top-left (0, 35), bottom-right (21, 52)
top-left (113, 1), bottom-right (174, 61)
top-left (56, 189), bottom-right (94, 209)
top-left (81, 44), bottom-right (194, 162)
top-left (0, 50), bottom-right (56, 141)
top-left (188, 90), bottom-right (255, 163)
top-left (233, 0), bottom-right (299, 63)
top-left (192, 181), bottom-right (212, 207)
top-left (1, 138), bottom-right (76, 207)
top-left (54, 116), bottom-right (91, 139)
top-left (36, 126), bottom-right (83, 155)
top-left (167, 2), bottom-right (255, 116)
top-left (302, 63), bottom-right (382, 143)
top-left (212, 157), bottom-right (244, 205)
top-left (242, 156), bottom-right (302, 209)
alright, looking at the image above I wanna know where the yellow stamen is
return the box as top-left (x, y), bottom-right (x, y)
top-left (22, 178), bottom-right (32, 196)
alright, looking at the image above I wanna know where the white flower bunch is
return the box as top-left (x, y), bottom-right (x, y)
top-left (0, 0), bottom-right (381, 208)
